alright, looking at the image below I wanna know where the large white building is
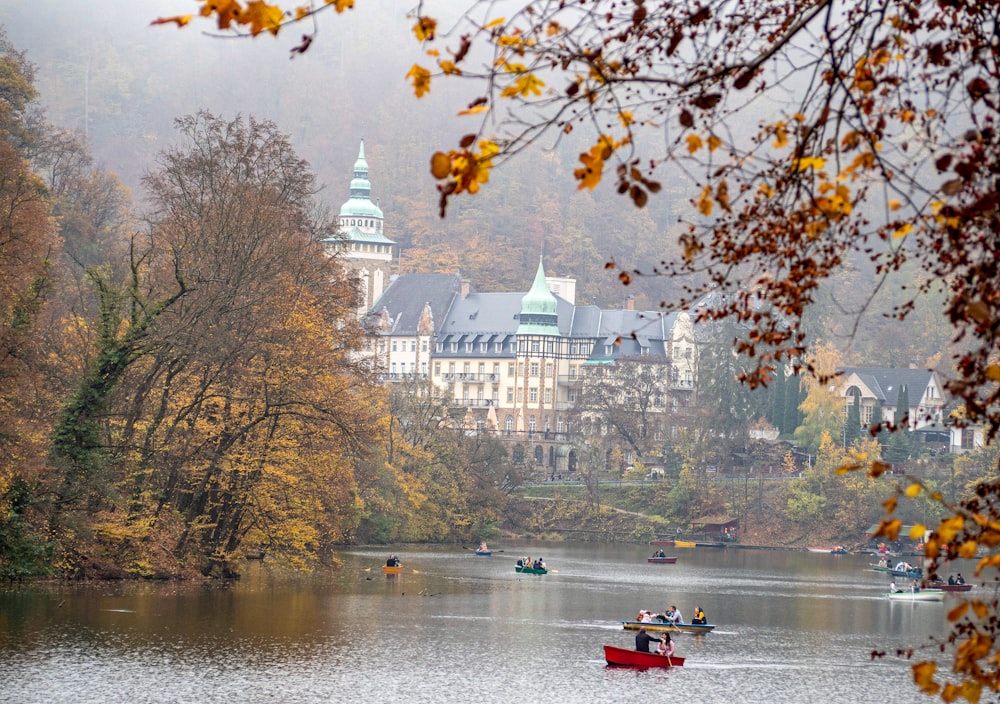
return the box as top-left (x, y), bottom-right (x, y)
top-left (334, 145), bottom-right (698, 473)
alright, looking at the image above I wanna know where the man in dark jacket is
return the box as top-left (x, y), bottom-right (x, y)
top-left (635, 626), bottom-right (659, 652)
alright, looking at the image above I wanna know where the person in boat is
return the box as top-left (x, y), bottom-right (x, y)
top-left (537, 558), bottom-right (546, 569)
top-left (665, 605), bottom-right (683, 624)
top-left (640, 610), bottom-right (654, 623)
top-left (889, 580), bottom-right (900, 593)
top-left (656, 632), bottom-right (675, 658)
top-left (957, 573), bottom-right (965, 584)
top-left (386, 554), bottom-right (399, 567)
top-left (878, 555), bottom-right (888, 567)
top-left (478, 542), bottom-right (488, 552)
top-left (948, 574), bottom-right (956, 585)
top-left (635, 626), bottom-right (659, 653)
top-left (516, 558), bottom-right (524, 568)
top-left (691, 606), bottom-right (707, 624)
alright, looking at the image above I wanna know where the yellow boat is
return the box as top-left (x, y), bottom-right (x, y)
top-left (382, 564), bottom-right (402, 574)
top-left (674, 540), bottom-right (696, 548)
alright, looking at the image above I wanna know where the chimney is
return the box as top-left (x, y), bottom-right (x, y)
top-left (626, 295), bottom-right (635, 311)
top-left (461, 278), bottom-right (471, 298)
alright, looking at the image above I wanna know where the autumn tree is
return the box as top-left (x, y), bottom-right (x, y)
top-left (573, 356), bottom-right (676, 468)
top-left (46, 111), bottom-right (382, 577)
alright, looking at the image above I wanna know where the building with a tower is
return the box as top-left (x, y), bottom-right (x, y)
top-left (325, 140), bottom-right (395, 315)
top-left (334, 142), bottom-right (697, 476)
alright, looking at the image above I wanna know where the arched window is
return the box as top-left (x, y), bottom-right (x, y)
top-left (534, 445), bottom-right (543, 465)
top-left (548, 446), bottom-right (555, 467)
top-left (513, 445), bottom-right (524, 463)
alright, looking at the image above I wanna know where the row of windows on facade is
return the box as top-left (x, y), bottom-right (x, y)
top-left (386, 359), bottom-right (694, 386)
top-left (428, 339), bottom-right (686, 357)
top-left (345, 218), bottom-right (383, 231)
top-left (351, 242), bottom-right (390, 253)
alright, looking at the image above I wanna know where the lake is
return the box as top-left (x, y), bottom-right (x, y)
top-left (0, 542), bottom-right (956, 703)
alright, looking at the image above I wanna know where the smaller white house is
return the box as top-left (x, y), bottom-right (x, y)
top-left (836, 366), bottom-right (947, 430)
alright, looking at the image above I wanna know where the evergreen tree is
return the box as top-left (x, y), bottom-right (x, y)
top-left (844, 392), bottom-right (862, 448)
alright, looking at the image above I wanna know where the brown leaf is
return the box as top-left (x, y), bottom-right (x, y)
top-left (679, 109), bottom-right (694, 128)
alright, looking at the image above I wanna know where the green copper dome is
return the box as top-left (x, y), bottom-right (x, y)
top-left (517, 257), bottom-right (559, 334)
top-left (339, 140), bottom-right (385, 219)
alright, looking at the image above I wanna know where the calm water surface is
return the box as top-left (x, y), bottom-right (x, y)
top-left (0, 542), bottom-right (962, 703)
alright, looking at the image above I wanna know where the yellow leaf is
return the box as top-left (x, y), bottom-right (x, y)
top-left (758, 183), bottom-right (774, 198)
top-left (795, 156), bottom-right (827, 171)
top-left (697, 185), bottom-right (713, 215)
top-left (457, 105), bottom-right (488, 116)
top-left (707, 135), bottom-right (721, 152)
top-left (957, 540), bottom-right (978, 558)
top-left (947, 602), bottom-right (969, 622)
top-left (937, 515), bottom-right (965, 542)
top-left (406, 64), bottom-right (432, 98)
top-left (151, 14), bottom-right (193, 27)
top-left (908, 524), bottom-right (926, 539)
top-left (686, 133), bottom-right (703, 153)
top-left (484, 17), bottom-right (506, 29)
top-left (412, 16), bottom-right (437, 41)
top-left (326, 0), bottom-right (355, 11)
top-left (985, 365), bottom-right (1000, 381)
top-left (772, 123), bottom-right (788, 148)
top-left (888, 199), bottom-right (901, 210)
top-left (574, 138), bottom-right (614, 190)
top-left (430, 152), bottom-right (451, 179)
top-left (618, 111), bottom-right (634, 128)
top-left (893, 223), bottom-right (913, 238)
top-left (904, 483), bottom-right (921, 498)
top-left (244, 1), bottom-right (284, 36)
top-left (912, 661), bottom-right (939, 696)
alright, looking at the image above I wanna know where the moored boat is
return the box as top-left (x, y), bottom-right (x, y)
top-left (515, 565), bottom-right (548, 574)
top-left (475, 549), bottom-right (492, 556)
top-left (382, 564), bottom-right (403, 574)
top-left (647, 556), bottom-right (678, 564)
top-left (603, 644), bottom-right (685, 668)
top-left (674, 540), bottom-right (696, 548)
top-left (886, 588), bottom-right (945, 602)
top-left (926, 582), bottom-right (972, 592)
top-left (622, 620), bottom-right (715, 635)
top-left (807, 546), bottom-right (848, 554)
top-left (650, 539), bottom-right (675, 547)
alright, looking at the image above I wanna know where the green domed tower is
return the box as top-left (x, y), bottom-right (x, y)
top-left (326, 140), bottom-right (396, 314)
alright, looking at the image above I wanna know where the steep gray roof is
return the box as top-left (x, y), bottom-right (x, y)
top-left (369, 273), bottom-right (462, 335)
top-left (840, 367), bottom-right (935, 404)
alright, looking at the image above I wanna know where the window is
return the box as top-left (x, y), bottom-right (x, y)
top-left (546, 341), bottom-right (554, 354)
top-left (450, 342), bottom-right (458, 352)
top-left (465, 342), bottom-right (473, 352)
top-left (480, 342), bottom-right (487, 352)
top-left (568, 390), bottom-right (576, 402)
top-left (534, 445), bottom-right (543, 465)
top-left (530, 363), bottom-right (539, 376)
top-left (569, 366), bottom-right (577, 379)
top-left (531, 341), bottom-right (540, 353)
top-left (557, 417), bottom-right (564, 433)
top-left (513, 444), bottom-right (524, 463)
top-left (479, 363), bottom-right (486, 377)
top-left (391, 341), bottom-right (398, 352)
top-left (495, 342), bottom-right (503, 353)
top-left (545, 363), bottom-right (553, 377)
top-left (464, 363), bottom-right (471, 375)
top-left (507, 388), bottom-right (514, 403)
top-left (529, 388), bottom-right (538, 402)
top-left (544, 389), bottom-right (552, 404)
top-left (448, 362), bottom-right (456, 376)
top-left (390, 362), bottom-right (397, 374)
top-left (434, 362), bottom-right (441, 376)
top-left (529, 416), bottom-right (537, 432)
top-left (506, 417), bottom-right (514, 432)
top-left (422, 340), bottom-right (428, 352)
top-left (420, 362), bottom-right (427, 375)
top-left (410, 341), bottom-right (416, 352)
top-left (517, 389), bottom-right (524, 402)
top-left (508, 363), bottom-right (515, 376)
top-left (493, 363), bottom-right (500, 376)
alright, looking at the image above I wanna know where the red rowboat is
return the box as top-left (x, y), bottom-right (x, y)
top-left (603, 644), bottom-right (685, 668)
top-left (927, 582), bottom-right (972, 592)
top-left (647, 556), bottom-right (678, 564)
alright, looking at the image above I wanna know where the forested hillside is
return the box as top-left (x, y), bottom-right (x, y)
top-left (0, 1), bottom-right (956, 370)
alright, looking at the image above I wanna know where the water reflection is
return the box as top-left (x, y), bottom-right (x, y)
top-left (1, 543), bottom-right (961, 703)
